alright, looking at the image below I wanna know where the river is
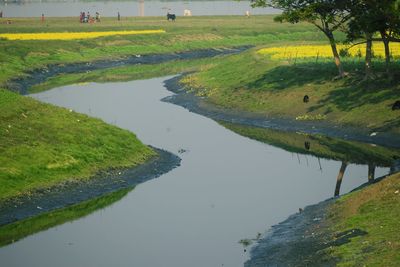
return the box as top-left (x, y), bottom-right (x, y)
top-left (0, 76), bottom-right (389, 267)
top-left (0, 0), bottom-right (278, 17)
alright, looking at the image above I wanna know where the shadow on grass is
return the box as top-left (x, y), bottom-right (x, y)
top-left (247, 61), bottom-right (337, 91)
top-left (246, 60), bottom-right (400, 112)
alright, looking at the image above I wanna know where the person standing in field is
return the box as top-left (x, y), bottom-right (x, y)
top-left (41, 13), bottom-right (44, 22)
top-left (118, 12), bottom-right (120, 21)
top-left (95, 12), bottom-right (100, 22)
top-left (0, 11), bottom-right (3, 18)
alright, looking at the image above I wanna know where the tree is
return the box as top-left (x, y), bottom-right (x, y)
top-left (346, 0), bottom-right (400, 76)
top-left (251, 0), bottom-right (350, 78)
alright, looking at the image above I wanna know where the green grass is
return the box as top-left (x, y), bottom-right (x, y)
top-left (324, 172), bottom-right (400, 266)
top-left (0, 16), bottom-right (327, 86)
top-left (29, 57), bottom-right (215, 93)
top-left (181, 49), bottom-right (400, 133)
top-left (0, 187), bottom-right (133, 247)
top-left (221, 122), bottom-right (400, 167)
top-left (0, 89), bottom-right (155, 201)
top-left (0, 15), bottom-right (327, 202)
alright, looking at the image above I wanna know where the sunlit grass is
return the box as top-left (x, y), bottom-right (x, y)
top-left (0, 89), bottom-right (156, 200)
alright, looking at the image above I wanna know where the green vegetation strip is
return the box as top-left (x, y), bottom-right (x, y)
top-left (0, 89), bottom-right (155, 201)
top-left (181, 49), bottom-right (400, 133)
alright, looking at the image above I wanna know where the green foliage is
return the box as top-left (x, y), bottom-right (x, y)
top-left (325, 173), bottom-right (400, 266)
top-left (182, 50), bottom-right (400, 132)
top-left (0, 89), bottom-right (155, 200)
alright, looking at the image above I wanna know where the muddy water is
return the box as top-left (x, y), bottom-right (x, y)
top-left (0, 77), bottom-right (388, 267)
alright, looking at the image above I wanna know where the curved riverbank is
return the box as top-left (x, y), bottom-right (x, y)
top-left (163, 75), bottom-right (400, 149)
top-left (162, 75), bottom-right (400, 266)
top-left (0, 148), bottom-right (180, 226)
top-left (1, 47), bottom-right (249, 225)
top-left (6, 46), bottom-right (251, 95)
top-left (245, 171), bottom-right (400, 267)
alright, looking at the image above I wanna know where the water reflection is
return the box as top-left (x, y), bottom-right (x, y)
top-left (0, 187), bottom-right (133, 248)
top-left (221, 122), bottom-right (400, 196)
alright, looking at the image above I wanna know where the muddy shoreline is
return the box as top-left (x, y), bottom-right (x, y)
top-left (6, 46), bottom-right (251, 95)
top-left (244, 172), bottom-right (396, 267)
top-left (0, 148), bottom-right (180, 226)
top-left (163, 75), bottom-right (400, 149)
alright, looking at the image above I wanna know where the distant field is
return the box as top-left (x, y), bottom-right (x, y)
top-left (0, 16), bottom-right (327, 86)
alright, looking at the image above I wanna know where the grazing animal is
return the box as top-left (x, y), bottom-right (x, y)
top-left (167, 13), bottom-right (176, 21)
top-left (392, 100), bottom-right (400, 110)
top-left (304, 141), bottom-right (311, 150)
top-left (303, 95), bottom-right (309, 103)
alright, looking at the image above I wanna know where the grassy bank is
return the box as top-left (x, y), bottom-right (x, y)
top-left (0, 15), bottom-right (324, 202)
top-left (324, 172), bottom-right (400, 266)
top-left (181, 48), bottom-right (400, 133)
top-left (0, 16), bottom-right (328, 201)
top-left (0, 89), bottom-right (155, 201)
top-left (224, 122), bottom-right (400, 266)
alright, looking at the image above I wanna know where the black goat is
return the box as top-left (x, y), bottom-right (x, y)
top-left (392, 100), bottom-right (400, 111)
top-left (167, 13), bottom-right (176, 21)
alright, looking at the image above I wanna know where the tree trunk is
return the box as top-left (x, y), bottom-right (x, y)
top-left (334, 161), bottom-right (348, 197)
top-left (326, 31), bottom-right (345, 78)
top-left (368, 163), bottom-right (375, 183)
top-left (365, 33), bottom-right (373, 79)
top-left (380, 30), bottom-right (391, 74)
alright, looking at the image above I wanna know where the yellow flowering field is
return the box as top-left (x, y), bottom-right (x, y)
top-left (258, 42), bottom-right (400, 60)
top-left (0, 29), bottom-right (166, 40)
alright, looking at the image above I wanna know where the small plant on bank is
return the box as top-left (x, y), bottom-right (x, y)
top-left (295, 114), bottom-right (327, 121)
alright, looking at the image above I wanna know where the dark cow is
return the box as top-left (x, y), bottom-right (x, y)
top-left (167, 13), bottom-right (176, 21)
top-left (392, 100), bottom-right (400, 111)
top-left (303, 95), bottom-right (309, 103)
top-left (304, 141), bottom-right (311, 150)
